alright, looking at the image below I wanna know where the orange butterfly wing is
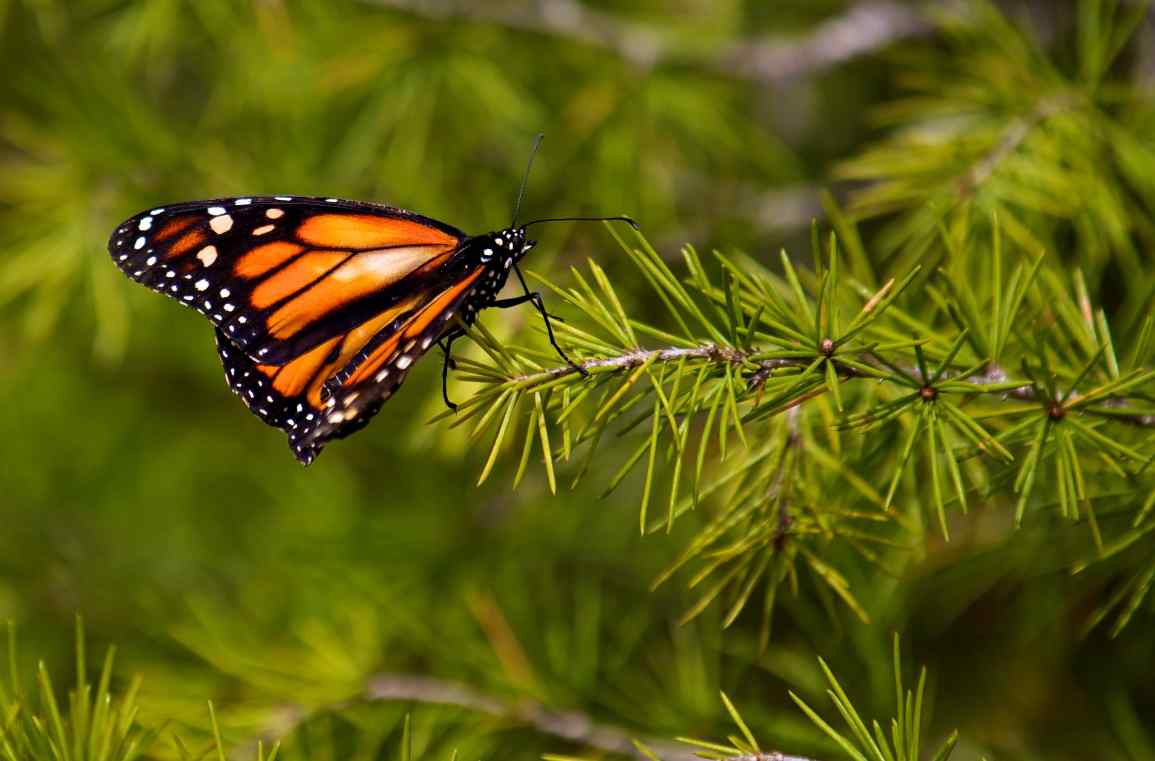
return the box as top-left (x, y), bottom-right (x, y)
top-left (301, 267), bottom-right (488, 454)
top-left (109, 197), bottom-right (466, 365)
top-left (213, 270), bottom-right (485, 463)
top-left (110, 197), bottom-right (483, 463)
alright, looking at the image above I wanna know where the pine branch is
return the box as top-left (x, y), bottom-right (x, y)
top-left (965, 364), bottom-right (1155, 427)
top-left (450, 220), bottom-right (1155, 632)
top-left (502, 345), bottom-right (1155, 427)
top-left (0, 621), bottom-right (157, 761)
top-left (504, 344), bottom-right (768, 383)
top-left (836, 0), bottom-right (1155, 290)
top-left (362, 0), bottom-right (961, 82)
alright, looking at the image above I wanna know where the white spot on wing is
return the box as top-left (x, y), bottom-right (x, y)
top-left (138, 217), bottom-right (153, 231)
top-left (195, 278), bottom-right (209, 291)
top-left (235, 198), bottom-right (252, 206)
top-left (133, 236), bottom-right (146, 250)
top-left (197, 245), bottom-right (218, 266)
top-left (253, 224), bottom-right (275, 236)
top-left (207, 206), bottom-right (226, 216)
top-left (396, 355), bottom-right (412, 370)
top-left (209, 214), bottom-right (233, 234)
top-left (265, 208), bottom-right (284, 219)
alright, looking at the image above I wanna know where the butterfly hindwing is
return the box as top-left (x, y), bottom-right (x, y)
top-left (301, 266), bottom-right (489, 453)
top-left (108, 197), bottom-right (466, 365)
top-left (213, 328), bottom-right (325, 463)
top-left (207, 261), bottom-right (487, 463)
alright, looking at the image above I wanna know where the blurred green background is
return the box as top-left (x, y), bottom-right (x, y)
top-left (3, 1), bottom-right (1155, 760)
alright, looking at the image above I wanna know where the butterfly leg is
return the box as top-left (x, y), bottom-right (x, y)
top-left (438, 327), bottom-right (467, 411)
top-left (491, 265), bottom-right (589, 377)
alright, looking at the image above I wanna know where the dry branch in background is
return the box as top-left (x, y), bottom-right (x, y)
top-left (719, 1), bottom-right (935, 83)
top-left (239, 672), bottom-right (821, 761)
top-left (364, 0), bottom-right (965, 83)
top-left (365, 674), bottom-right (821, 761)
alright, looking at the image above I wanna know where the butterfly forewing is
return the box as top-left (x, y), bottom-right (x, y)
top-left (108, 197), bottom-right (466, 365)
top-left (109, 196), bottom-right (484, 463)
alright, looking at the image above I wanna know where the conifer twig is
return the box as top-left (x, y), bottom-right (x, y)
top-left (363, 674), bottom-right (820, 761)
top-left (499, 345), bottom-right (1155, 427)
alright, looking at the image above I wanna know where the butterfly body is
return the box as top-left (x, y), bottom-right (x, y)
top-left (453, 227), bottom-right (535, 324)
top-left (109, 195), bottom-right (537, 464)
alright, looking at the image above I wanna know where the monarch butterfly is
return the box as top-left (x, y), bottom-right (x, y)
top-left (107, 139), bottom-right (635, 464)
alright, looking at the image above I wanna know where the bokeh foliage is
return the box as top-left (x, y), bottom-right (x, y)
top-left (2, 2), bottom-right (1155, 761)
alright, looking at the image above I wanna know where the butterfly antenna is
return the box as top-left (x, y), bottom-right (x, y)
top-left (511, 133), bottom-right (545, 228)
top-left (521, 215), bottom-right (640, 230)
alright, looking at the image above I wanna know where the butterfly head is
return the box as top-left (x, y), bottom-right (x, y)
top-left (477, 227), bottom-right (535, 269)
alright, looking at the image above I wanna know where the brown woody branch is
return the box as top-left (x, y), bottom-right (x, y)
top-left (364, 674), bottom-right (819, 761)
top-left (363, 0), bottom-right (965, 84)
top-left (241, 673), bottom-right (821, 761)
top-left (505, 344), bottom-right (1155, 428)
